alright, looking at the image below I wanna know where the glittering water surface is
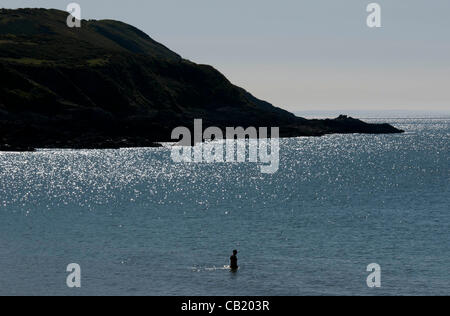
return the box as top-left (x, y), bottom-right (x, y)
top-left (0, 118), bottom-right (448, 295)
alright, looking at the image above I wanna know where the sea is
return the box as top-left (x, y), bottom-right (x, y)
top-left (0, 112), bottom-right (448, 296)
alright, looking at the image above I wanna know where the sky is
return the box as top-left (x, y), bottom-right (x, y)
top-left (1, 0), bottom-right (449, 113)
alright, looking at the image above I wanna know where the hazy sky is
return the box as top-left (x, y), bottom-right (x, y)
top-left (2, 0), bottom-right (449, 112)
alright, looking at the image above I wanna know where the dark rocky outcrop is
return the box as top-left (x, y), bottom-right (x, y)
top-left (0, 9), bottom-right (403, 151)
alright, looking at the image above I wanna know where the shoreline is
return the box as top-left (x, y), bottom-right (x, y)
top-left (0, 129), bottom-right (404, 153)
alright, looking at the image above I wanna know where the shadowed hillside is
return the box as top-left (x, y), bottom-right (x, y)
top-left (0, 8), bottom-right (403, 151)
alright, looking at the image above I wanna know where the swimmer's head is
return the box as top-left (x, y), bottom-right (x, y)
top-left (233, 250), bottom-right (238, 255)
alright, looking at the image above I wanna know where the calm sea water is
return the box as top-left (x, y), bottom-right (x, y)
top-left (0, 117), bottom-right (448, 296)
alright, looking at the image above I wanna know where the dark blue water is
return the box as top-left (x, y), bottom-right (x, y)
top-left (0, 117), bottom-right (448, 295)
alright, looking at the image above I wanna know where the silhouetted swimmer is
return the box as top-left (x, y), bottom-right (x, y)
top-left (230, 250), bottom-right (238, 271)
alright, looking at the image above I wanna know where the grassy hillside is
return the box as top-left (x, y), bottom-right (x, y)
top-left (0, 8), bottom-right (402, 150)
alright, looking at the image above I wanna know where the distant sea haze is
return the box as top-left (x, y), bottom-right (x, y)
top-left (295, 110), bottom-right (450, 119)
